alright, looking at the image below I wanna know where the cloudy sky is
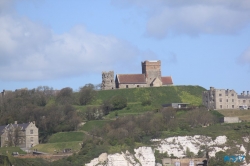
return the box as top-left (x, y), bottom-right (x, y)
top-left (0, 0), bottom-right (250, 92)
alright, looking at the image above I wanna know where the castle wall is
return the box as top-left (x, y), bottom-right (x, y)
top-left (102, 71), bottom-right (115, 90)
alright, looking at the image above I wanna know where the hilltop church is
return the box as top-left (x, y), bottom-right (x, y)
top-left (101, 60), bottom-right (173, 90)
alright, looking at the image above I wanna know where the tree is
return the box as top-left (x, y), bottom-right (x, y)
top-left (56, 87), bottom-right (73, 105)
top-left (79, 84), bottom-right (97, 105)
top-left (110, 95), bottom-right (127, 110)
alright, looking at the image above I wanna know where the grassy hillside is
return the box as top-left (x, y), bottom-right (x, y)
top-left (31, 132), bottom-right (85, 154)
top-left (217, 109), bottom-right (250, 121)
top-left (0, 147), bottom-right (26, 155)
top-left (32, 141), bottom-right (82, 154)
top-left (48, 132), bottom-right (85, 143)
top-left (95, 85), bottom-right (205, 106)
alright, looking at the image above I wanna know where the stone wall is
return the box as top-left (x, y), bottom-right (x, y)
top-left (118, 83), bottom-right (148, 89)
top-left (224, 117), bottom-right (240, 123)
top-left (203, 87), bottom-right (238, 110)
top-left (101, 71), bottom-right (115, 90)
top-left (25, 122), bottom-right (39, 148)
top-left (141, 60), bottom-right (161, 85)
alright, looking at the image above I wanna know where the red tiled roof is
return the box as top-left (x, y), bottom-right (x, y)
top-left (117, 74), bottom-right (146, 84)
top-left (161, 76), bottom-right (173, 85)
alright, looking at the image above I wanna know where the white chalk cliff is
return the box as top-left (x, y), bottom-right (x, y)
top-left (86, 135), bottom-right (248, 166)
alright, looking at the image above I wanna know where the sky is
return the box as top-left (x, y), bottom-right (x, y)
top-left (0, 0), bottom-right (250, 93)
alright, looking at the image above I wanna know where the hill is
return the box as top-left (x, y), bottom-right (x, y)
top-left (95, 85), bottom-right (206, 106)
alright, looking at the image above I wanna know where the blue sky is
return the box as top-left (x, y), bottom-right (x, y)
top-left (0, 0), bottom-right (250, 93)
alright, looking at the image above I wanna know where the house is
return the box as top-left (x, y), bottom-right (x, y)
top-left (162, 103), bottom-right (189, 109)
top-left (0, 121), bottom-right (39, 148)
top-left (202, 87), bottom-right (250, 110)
top-left (101, 60), bottom-right (173, 90)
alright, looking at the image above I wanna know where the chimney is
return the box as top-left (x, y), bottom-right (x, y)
top-left (243, 91), bottom-right (245, 96)
top-left (14, 121), bottom-right (17, 124)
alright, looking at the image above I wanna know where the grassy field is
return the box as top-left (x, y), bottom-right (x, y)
top-left (30, 132), bottom-right (86, 154)
top-left (217, 109), bottom-right (250, 121)
top-left (0, 147), bottom-right (26, 155)
top-left (48, 132), bottom-right (85, 143)
top-left (78, 120), bottom-right (110, 132)
top-left (32, 141), bottom-right (82, 154)
top-left (94, 85), bottom-right (205, 106)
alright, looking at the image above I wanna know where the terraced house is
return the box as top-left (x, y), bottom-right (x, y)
top-left (0, 121), bottom-right (39, 148)
top-left (202, 87), bottom-right (250, 110)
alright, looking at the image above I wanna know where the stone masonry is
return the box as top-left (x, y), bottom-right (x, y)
top-left (101, 71), bottom-right (115, 90)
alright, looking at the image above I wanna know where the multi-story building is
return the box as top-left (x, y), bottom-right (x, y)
top-left (0, 121), bottom-right (39, 148)
top-left (202, 87), bottom-right (250, 110)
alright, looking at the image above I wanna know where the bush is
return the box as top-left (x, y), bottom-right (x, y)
top-left (141, 99), bottom-right (151, 106)
top-left (110, 95), bottom-right (127, 110)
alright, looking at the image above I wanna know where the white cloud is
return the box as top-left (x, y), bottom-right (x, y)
top-left (0, 0), bottom-right (154, 81)
top-left (239, 47), bottom-right (250, 66)
top-left (112, 0), bottom-right (250, 38)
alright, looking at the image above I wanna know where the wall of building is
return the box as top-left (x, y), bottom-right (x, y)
top-left (224, 117), bottom-right (240, 123)
top-left (101, 71), bottom-right (115, 90)
top-left (203, 87), bottom-right (238, 110)
top-left (141, 60), bottom-right (161, 85)
top-left (25, 122), bottom-right (39, 148)
top-left (118, 83), bottom-right (148, 89)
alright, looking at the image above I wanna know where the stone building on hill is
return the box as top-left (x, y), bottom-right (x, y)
top-left (202, 87), bottom-right (250, 110)
top-left (0, 121), bottom-right (39, 148)
top-left (101, 60), bottom-right (173, 90)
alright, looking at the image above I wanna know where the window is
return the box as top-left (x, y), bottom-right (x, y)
top-left (220, 98), bottom-right (222, 102)
top-left (219, 94), bottom-right (222, 96)
top-left (232, 99), bottom-right (234, 102)
top-left (220, 105), bottom-right (222, 109)
top-left (30, 137), bottom-right (33, 142)
top-left (232, 105), bottom-right (234, 108)
top-left (126, 85), bottom-right (128, 88)
top-left (137, 85), bottom-right (139, 87)
top-left (30, 130), bottom-right (33, 134)
top-left (232, 94), bottom-right (234, 96)
top-left (226, 99), bottom-right (228, 102)
top-left (243, 100), bottom-right (246, 103)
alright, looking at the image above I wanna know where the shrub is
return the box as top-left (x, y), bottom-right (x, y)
top-left (141, 99), bottom-right (151, 106)
top-left (110, 95), bottom-right (127, 110)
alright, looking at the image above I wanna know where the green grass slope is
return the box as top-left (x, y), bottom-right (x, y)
top-left (48, 132), bottom-right (85, 143)
top-left (0, 147), bottom-right (26, 155)
top-left (31, 132), bottom-right (85, 154)
top-left (95, 85), bottom-right (205, 106)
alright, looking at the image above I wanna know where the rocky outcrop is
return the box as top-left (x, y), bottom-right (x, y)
top-left (86, 135), bottom-right (249, 166)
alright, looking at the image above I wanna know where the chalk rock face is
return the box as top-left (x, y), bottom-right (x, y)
top-left (108, 153), bottom-right (129, 166)
top-left (86, 151), bottom-right (141, 166)
top-left (85, 158), bottom-right (99, 166)
top-left (135, 147), bottom-right (155, 166)
top-left (154, 135), bottom-right (228, 158)
top-left (99, 153), bottom-right (108, 163)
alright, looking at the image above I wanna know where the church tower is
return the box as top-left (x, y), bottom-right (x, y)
top-left (141, 60), bottom-right (162, 85)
